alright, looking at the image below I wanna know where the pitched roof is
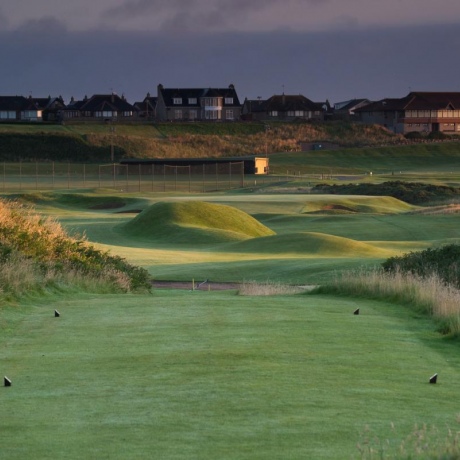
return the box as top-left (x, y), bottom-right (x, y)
top-left (403, 92), bottom-right (460, 110)
top-left (158, 85), bottom-right (241, 107)
top-left (0, 96), bottom-right (36, 111)
top-left (264, 94), bottom-right (323, 112)
top-left (242, 99), bottom-right (268, 113)
top-left (334, 98), bottom-right (370, 112)
top-left (78, 94), bottom-right (136, 112)
top-left (356, 92), bottom-right (460, 112)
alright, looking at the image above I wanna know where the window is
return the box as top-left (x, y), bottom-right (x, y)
top-left (226, 109), bottom-right (234, 120)
top-left (295, 110), bottom-right (304, 117)
top-left (269, 111), bottom-right (278, 117)
top-left (0, 111), bottom-right (16, 119)
top-left (188, 98), bottom-right (197, 105)
top-left (225, 97), bottom-right (233, 104)
top-left (189, 109), bottom-right (197, 120)
top-left (202, 97), bottom-right (220, 107)
top-left (287, 111), bottom-right (294, 117)
top-left (205, 110), bottom-right (219, 120)
top-left (95, 111), bottom-right (116, 118)
top-left (175, 109), bottom-right (182, 119)
top-left (123, 111), bottom-right (133, 117)
top-left (173, 98), bottom-right (182, 105)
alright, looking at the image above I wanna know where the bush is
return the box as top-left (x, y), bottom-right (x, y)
top-left (382, 244), bottom-right (460, 289)
top-left (404, 131), bottom-right (423, 139)
top-left (428, 131), bottom-right (447, 140)
top-left (311, 181), bottom-right (460, 204)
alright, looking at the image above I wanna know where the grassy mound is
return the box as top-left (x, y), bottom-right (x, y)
top-left (301, 196), bottom-right (414, 214)
top-left (10, 192), bottom-right (145, 212)
top-left (227, 232), bottom-right (392, 257)
top-left (121, 201), bottom-right (275, 244)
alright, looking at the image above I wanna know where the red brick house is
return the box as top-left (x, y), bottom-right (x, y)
top-left (356, 92), bottom-right (460, 134)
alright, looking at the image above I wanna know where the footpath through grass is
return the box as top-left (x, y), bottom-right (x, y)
top-left (2, 290), bottom-right (460, 459)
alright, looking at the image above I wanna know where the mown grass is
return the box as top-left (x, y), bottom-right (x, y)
top-left (2, 290), bottom-right (460, 459)
top-left (269, 141), bottom-right (460, 175)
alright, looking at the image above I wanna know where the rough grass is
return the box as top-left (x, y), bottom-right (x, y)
top-left (121, 201), bottom-right (275, 244)
top-left (0, 198), bottom-right (150, 298)
top-left (0, 121), bottom-right (404, 161)
top-left (314, 269), bottom-right (460, 337)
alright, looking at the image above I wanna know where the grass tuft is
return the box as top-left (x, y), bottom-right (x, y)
top-left (238, 280), bottom-right (309, 295)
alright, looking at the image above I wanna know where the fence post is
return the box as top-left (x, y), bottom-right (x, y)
top-left (138, 164), bottom-right (141, 192)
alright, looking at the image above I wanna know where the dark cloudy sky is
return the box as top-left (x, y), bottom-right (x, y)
top-left (1, 0), bottom-right (460, 104)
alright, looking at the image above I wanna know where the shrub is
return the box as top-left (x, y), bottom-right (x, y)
top-left (428, 131), bottom-right (447, 140)
top-left (382, 244), bottom-right (460, 289)
top-left (404, 131), bottom-right (423, 139)
top-left (0, 198), bottom-right (151, 297)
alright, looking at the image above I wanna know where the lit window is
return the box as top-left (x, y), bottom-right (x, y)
top-left (175, 110), bottom-right (182, 119)
top-left (173, 98), bottom-right (182, 105)
top-left (226, 109), bottom-right (234, 120)
top-left (188, 98), bottom-right (197, 105)
top-left (225, 97), bottom-right (233, 104)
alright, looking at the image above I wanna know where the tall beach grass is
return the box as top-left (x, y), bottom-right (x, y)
top-left (0, 198), bottom-right (150, 301)
top-left (314, 268), bottom-right (460, 336)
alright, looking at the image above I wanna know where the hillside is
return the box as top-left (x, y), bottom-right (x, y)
top-left (0, 121), bottom-right (400, 162)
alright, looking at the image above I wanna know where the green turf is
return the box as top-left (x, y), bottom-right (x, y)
top-left (2, 291), bottom-right (460, 459)
top-left (22, 192), bottom-right (459, 283)
top-left (269, 142), bottom-right (460, 175)
top-left (121, 201), bottom-right (275, 244)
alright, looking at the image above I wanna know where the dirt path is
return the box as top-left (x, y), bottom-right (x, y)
top-left (152, 280), bottom-right (241, 291)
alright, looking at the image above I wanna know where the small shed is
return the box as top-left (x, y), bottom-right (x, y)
top-left (254, 157), bottom-right (269, 175)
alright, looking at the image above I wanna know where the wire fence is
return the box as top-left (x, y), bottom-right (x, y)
top-left (0, 161), bottom-right (278, 193)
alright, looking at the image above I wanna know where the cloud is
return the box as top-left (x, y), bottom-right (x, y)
top-left (15, 16), bottom-right (68, 36)
top-left (102, 0), bottom-right (322, 32)
top-left (0, 7), bottom-right (9, 30)
top-left (0, 23), bottom-right (459, 104)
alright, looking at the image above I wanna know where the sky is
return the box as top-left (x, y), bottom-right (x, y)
top-left (1, 0), bottom-right (460, 104)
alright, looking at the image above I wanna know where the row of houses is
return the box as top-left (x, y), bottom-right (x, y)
top-left (1, 85), bottom-right (460, 134)
top-left (0, 84), bottom-right (327, 124)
